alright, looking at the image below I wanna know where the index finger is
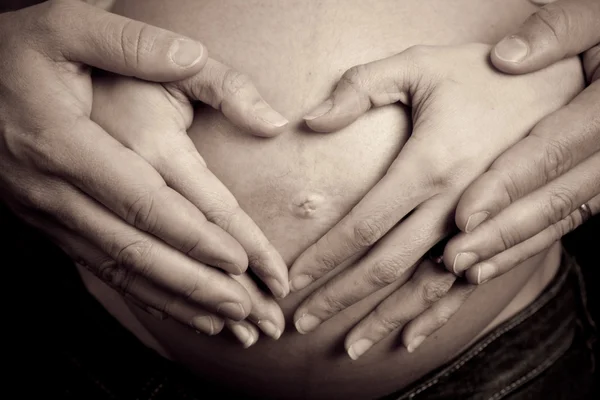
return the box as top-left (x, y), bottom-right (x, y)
top-left (455, 81), bottom-right (600, 232)
top-left (289, 147), bottom-right (432, 292)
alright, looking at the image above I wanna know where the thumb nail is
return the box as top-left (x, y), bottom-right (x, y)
top-left (255, 102), bottom-right (289, 127)
top-left (494, 36), bottom-right (529, 63)
top-left (304, 100), bottom-right (334, 120)
top-left (170, 39), bottom-right (205, 68)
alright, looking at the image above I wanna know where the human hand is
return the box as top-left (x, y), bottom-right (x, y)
top-left (0, 0), bottom-right (289, 330)
top-left (444, 0), bottom-right (599, 283)
top-left (287, 43), bottom-right (583, 358)
top-left (89, 71), bottom-right (287, 345)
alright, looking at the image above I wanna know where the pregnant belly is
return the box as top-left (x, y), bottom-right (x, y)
top-left (82, 1), bottom-right (560, 399)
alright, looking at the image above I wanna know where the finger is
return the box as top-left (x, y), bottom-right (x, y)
top-left (36, 0), bottom-right (207, 80)
top-left (289, 146), bottom-right (437, 293)
top-left (293, 196), bottom-right (452, 333)
top-left (344, 262), bottom-right (456, 360)
top-left (49, 116), bottom-right (249, 275)
top-left (401, 283), bottom-right (475, 353)
top-left (225, 319), bottom-right (260, 348)
top-left (464, 194), bottom-right (599, 284)
top-left (37, 179), bottom-right (253, 320)
top-left (455, 82), bottom-right (600, 233)
top-left (158, 141), bottom-right (290, 298)
top-left (302, 47), bottom-right (427, 132)
top-left (91, 80), bottom-right (289, 298)
top-left (446, 152), bottom-right (600, 275)
top-left (230, 273), bottom-right (285, 340)
top-left (170, 58), bottom-right (289, 137)
top-left (491, 0), bottom-right (600, 73)
top-left (47, 225), bottom-right (225, 335)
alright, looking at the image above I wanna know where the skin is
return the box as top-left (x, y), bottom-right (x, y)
top-left (288, 44), bottom-right (583, 359)
top-left (0, 0), bottom-right (290, 328)
top-left (84, 2), bottom-right (582, 398)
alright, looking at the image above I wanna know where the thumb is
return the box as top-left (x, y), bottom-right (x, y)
top-left (41, 0), bottom-right (207, 81)
top-left (491, 0), bottom-right (600, 74)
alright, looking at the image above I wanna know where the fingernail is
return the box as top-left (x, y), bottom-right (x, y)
top-left (347, 339), bottom-right (374, 360)
top-left (294, 313), bottom-right (322, 334)
top-left (494, 36), bottom-right (529, 63)
top-left (452, 252), bottom-right (479, 275)
top-left (265, 278), bottom-right (287, 299)
top-left (407, 335), bottom-right (426, 353)
top-left (304, 100), bottom-right (333, 120)
top-left (258, 320), bottom-right (282, 340)
top-left (218, 261), bottom-right (244, 275)
top-left (169, 39), bottom-right (205, 68)
top-left (477, 263), bottom-right (496, 284)
top-left (290, 275), bottom-right (313, 292)
top-left (230, 324), bottom-right (256, 348)
top-left (191, 316), bottom-right (216, 335)
top-left (217, 302), bottom-right (246, 320)
top-left (255, 103), bottom-right (289, 127)
top-left (465, 211), bottom-right (490, 233)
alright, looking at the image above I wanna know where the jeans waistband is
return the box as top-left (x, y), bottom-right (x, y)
top-left (388, 251), bottom-right (596, 400)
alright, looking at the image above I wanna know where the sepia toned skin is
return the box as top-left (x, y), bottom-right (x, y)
top-left (77, 1), bottom-right (583, 399)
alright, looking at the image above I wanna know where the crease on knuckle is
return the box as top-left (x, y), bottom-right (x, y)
top-left (419, 278), bottom-right (453, 306)
top-left (96, 259), bottom-right (134, 293)
top-left (339, 64), bottom-right (372, 109)
top-left (543, 187), bottom-right (575, 226)
top-left (531, 5), bottom-right (569, 47)
top-left (126, 188), bottom-right (163, 233)
top-left (220, 69), bottom-right (252, 109)
top-left (368, 257), bottom-right (402, 287)
top-left (552, 210), bottom-right (580, 239)
top-left (351, 218), bottom-right (385, 248)
top-left (118, 19), bottom-right (138, 70)
top-left (530, 133), bottom-right (573, 182)
top-left (493, 220), bottom-right (521, 251)
top-left (371, 308), bottom-right (403, 334)
top-left (115, 239), bottom-right (154, 276)
top-left (320, 289), bottom-right (352, 314)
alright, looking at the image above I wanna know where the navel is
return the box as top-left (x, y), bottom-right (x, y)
top-left (289, 191), bottom-right (327, 219)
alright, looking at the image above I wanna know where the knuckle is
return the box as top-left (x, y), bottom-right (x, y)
top-left (368, 257), bottom-right (402, 287)
top-left (531, 4), bottom-right (570, 44)
top-left (114, 239), bottom-right (154, 274)
top-left (419, 279), bottom-right (452, 305)
top-left (531, 133), bottom-right (573, 182)
top-left (221, 69), bottom-right (252, 101)
top-left (433, 312), bottom-right (450, 327)
top-left (543, 187), bottom-right (575, 225)
top-left (96, 259), bottom-right (135, 293)
top-left (340, 64), bottom-right (371, 91)
top-left (320, 290), bottom-right (350, 314)
top-left (371, 309), bottom-right (403, 333)
top-left (205, 205), bottom-right (239, 233)
top-left (494, 220), bottom-right (521, 251)
top-left (351, 218), bottom-right (385, 248)
top-left (552, 210), bottom-right (580, 239)
top-left (38, 0), bottom-right (74, 38)
top-left (125, 188), bottom-right (163, 233)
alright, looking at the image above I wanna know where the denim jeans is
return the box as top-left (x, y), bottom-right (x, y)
top-left (381, 252), bottom-right (597, 400)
